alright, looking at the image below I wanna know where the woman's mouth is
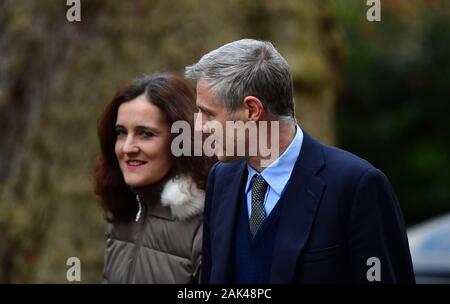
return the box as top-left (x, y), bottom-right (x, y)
top-left (126, 160), bottom-right (148, 169)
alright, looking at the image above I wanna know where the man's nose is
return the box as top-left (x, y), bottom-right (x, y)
top-left (194, 112), bottom-right (205, 132)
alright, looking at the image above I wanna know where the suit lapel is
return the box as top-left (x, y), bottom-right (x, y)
top-left (210, 160), bottom-right (247, 283)
top-left (270, 131), bottom-right (326, 283)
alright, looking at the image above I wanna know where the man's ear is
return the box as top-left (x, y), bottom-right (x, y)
top-left (243, 96), bottom-right (264, 121)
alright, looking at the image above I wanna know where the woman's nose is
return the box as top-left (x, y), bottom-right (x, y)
top-left (123, 136), bottom-right (139, 154)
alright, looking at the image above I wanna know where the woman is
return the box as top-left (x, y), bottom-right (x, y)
top-left (94, 73), bottom-right (214, 283)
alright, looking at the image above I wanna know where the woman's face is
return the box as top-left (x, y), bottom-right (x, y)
top-left (115, 94), bottom-right (172, 187)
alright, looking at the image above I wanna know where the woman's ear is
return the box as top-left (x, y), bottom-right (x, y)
top-left (243, 96), bottom-right (264, 121)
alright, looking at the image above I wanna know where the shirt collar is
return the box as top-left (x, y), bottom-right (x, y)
top-left (245, 124), bottom-right (303, 196)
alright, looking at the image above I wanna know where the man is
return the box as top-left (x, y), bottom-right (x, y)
top-left (185, 39), bottom-right (415, 283)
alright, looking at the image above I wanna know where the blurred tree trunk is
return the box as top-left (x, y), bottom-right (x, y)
top-left (0, 0), bottom-right (342, 282)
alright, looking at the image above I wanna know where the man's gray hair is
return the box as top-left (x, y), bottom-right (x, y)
top-left (185, 39), bottom-right (295, 120)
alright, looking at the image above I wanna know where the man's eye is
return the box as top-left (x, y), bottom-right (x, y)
top-left (198, 108), bottom-right (212, 117)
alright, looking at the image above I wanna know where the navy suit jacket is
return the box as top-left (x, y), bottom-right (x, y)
top-left (201, 131), bottom-right (415, 283)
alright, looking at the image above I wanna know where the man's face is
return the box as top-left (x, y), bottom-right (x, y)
top-left (195, 79), bottom-right (246, 162)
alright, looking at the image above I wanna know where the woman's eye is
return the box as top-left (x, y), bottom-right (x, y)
top-left (142, 131), bottom-right (154, 138)
top-left (115, 129), bottom-right (126, 137)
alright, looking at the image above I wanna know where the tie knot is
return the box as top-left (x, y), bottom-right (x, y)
top-left (251, 174), bottom-right (268, 195)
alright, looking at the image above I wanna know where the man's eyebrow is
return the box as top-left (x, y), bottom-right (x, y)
top-left (197, 105), bottom-right (214, 114)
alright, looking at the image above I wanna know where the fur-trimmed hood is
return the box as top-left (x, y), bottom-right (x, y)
top-left (159, 175), bottom-right (205, 221)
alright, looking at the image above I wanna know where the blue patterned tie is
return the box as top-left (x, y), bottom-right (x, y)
top-left (250, 174), bottom-right (268, 236)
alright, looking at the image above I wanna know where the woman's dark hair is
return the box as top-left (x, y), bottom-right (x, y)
top-left (94, 73), bottom-right (215, 222)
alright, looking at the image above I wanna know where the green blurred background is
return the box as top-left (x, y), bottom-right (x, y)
top-left (0, 0), bottom-right (449, 283)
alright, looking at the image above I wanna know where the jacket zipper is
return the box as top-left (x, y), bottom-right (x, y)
top-left (135, 195), bottom-right (142, 222)
top-left (126, 195), bottom-right (146, 283)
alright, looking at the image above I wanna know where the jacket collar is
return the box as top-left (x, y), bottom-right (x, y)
top-left (134, 175), bottom-right (205, 221)
top-left (269, 130), bottom-right (326, 282)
